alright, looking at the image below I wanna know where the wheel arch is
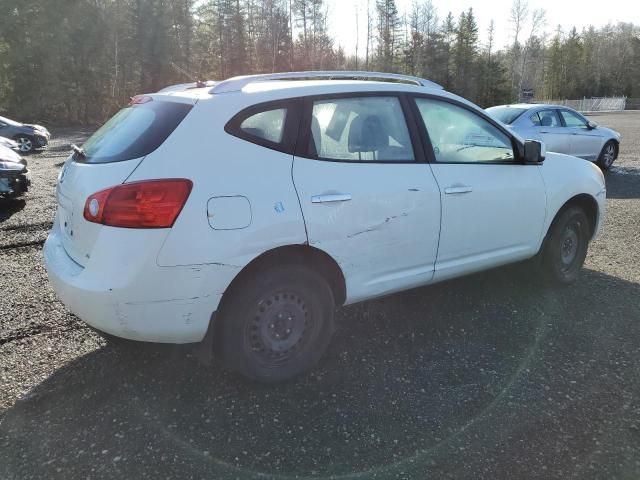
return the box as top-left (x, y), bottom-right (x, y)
top-left (13, 133), bottom-right (34, 140)
top-left (549, 193), bottom-right (599, 240)
top-left (219, 244), bottom-right (347, 312)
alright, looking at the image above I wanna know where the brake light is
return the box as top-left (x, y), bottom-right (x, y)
top-left (83, 179), bottom-right (193, 228)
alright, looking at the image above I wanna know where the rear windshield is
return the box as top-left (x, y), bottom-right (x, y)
top-left (77, 100), bottom-right (192, 164)
top-left (485, 106), bottom-right (527, 125)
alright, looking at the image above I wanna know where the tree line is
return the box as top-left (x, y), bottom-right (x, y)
top-left (0, 0), bottom-right (638, 124)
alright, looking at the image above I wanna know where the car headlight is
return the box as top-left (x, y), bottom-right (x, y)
top-left (0, 161), bottom-right (26, 172)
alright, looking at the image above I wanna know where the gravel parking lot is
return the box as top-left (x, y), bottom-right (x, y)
top-left (1, 113), bottom-right (639, 479)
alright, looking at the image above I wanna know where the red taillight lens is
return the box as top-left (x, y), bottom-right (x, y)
top-left (83, 179), bottom-right (193, 228)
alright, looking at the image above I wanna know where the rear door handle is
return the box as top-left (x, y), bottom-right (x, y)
top-left (444, 185), bottom-right (473, 195)
top-left (311, 193), bottom-right (352, 204)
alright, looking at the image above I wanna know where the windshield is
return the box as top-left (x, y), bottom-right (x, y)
top-left (79, 100), bottom-right (192, 164)
top-left (485, 106), bottom-right (528, 125)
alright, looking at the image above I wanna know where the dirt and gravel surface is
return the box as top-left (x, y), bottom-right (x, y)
top-left (1, 114), bottom-right (639, 479)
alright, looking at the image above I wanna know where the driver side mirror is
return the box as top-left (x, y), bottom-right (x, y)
top-left (587, 121), bottom-right (597, 130)
top-left (523, 139), bottom-right (545, 164)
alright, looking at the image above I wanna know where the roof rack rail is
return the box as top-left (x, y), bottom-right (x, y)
top-left (157, 80), bottom-right (216, 93)
top-left (210, 71), bottom-right (443, 94)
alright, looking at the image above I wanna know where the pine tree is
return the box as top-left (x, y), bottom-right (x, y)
top-left (375, 0), bottom-right (401, 72)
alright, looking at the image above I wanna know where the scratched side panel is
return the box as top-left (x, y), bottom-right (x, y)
top-left (292, 160), bottom-right (441, 303)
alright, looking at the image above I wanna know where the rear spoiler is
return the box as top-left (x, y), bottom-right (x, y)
top-left (156, 81), bottom-right (216, 94)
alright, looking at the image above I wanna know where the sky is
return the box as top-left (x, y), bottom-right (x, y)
top-left (326, 0), bottom-right (640, 54)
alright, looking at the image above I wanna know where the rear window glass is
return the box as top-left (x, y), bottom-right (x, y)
top-left (78, 100), bottom-right (192, 164)
top-left (239, 108), bottom-right (287, 143)
top-left (485, 106), bottom-right (527, 125)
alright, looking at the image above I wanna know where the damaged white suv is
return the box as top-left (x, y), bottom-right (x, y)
top-left (44, 71), bottom-right (606, 382)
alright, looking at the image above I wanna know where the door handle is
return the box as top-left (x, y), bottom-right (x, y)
top-left (540, 131), bottom-right (550, 134)
top-left (311, 193), bottom-right (352, 203)
top-left (444, 185), bottom-right (473, 195)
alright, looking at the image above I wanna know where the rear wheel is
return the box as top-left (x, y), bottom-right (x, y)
top-left (541, 206), bottom-right (590, 284)
top-left (597, 141), bottom-right (617, 170)
top-left (216, 265), bottom-right (335, 383)
top-left (14, 135), bottom-right (34, 153)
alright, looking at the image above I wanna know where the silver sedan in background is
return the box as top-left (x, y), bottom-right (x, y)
top-left (487, 104), bottom-right (621, 170)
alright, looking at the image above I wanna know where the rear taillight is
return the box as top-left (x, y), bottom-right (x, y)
top-left (83, 179), bottom-right (193, 228)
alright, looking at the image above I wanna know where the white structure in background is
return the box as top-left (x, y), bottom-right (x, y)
top-left (534, 97), bottom-right (627, 112)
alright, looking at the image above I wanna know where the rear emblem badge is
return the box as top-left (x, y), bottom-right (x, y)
top-left (89, 198), bottom-right (100, 217)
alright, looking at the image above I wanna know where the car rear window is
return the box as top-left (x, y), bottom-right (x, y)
top-left (77, 100), bottom-right (192, 164)
top-left (486, 106), bottom-right (527, 125)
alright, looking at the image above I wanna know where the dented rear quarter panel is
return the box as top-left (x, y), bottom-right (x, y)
top-left (127, 95), bottom-right (308, 271)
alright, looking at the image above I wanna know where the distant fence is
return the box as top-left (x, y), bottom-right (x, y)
top-left (532, 97), bottom-right (627, 112)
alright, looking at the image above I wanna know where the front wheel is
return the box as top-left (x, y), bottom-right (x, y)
top-left (541, 206), bottom-right (591, 284)
top-left (216, 265), bottom-right (335, 383)
top-left (597, 141), bottom-right (617, 170)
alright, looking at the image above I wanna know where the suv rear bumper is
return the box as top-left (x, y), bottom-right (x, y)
top-left (44, 220), bottom-right (236, 343)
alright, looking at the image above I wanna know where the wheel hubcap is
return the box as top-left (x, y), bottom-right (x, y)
top-left (249, 292), bottom-right (308, 361)
top-left (603, 145), bottom-right (615, 166)
top-left (560, 226), bottom-right (579, 266)
top-left (17, 138), bottom-right (32, 152)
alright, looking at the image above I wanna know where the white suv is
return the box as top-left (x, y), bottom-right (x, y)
top-left (44, 71), bottom-right (606, 382)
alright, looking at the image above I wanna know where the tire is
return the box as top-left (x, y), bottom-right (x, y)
top-left (541, 206), bottom-right (590, 284)
top-left (14, 135), bottom-right (35, 154)
top-left (597, 140), bottom-right (617, 170)
top-left (216, 264), bottom-right (335, 383)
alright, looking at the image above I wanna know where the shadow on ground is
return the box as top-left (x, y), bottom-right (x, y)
top-left (606, 167), bottom-right (640, 199)
top-left (0, 197), bottom-right (26, 223)
top-left (1, 268), bottom-right (639, 479)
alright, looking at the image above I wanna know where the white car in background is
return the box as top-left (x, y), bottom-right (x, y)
top-left (0, 143), bottom-right (30, 196)
top-left (0, 137), bottom-right (19, 150)
top-left (44, 72), bottom-right (606, 382)
top-left (487, 104), bottom-right (621, 170)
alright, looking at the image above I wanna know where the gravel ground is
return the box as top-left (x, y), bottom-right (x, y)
top-left (1, 114), bottom-right (639, 479)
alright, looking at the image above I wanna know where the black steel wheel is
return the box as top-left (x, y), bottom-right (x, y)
top-left (542, 206), bottom-right (590, 284)
top-left (216, 264), bottom-right (335, 382)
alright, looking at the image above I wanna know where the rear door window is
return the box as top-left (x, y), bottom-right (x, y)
top-left (306, 96), bottom-right (415, 162)
top-left (79, 99), bottom-right (192, 164)
top-left (537, 110), bottom-right (562, 128)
